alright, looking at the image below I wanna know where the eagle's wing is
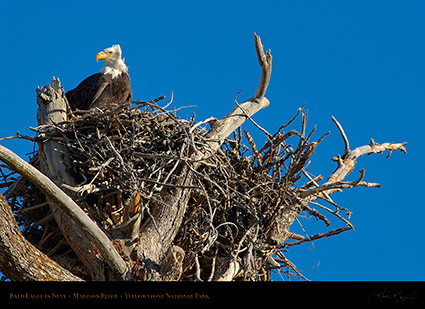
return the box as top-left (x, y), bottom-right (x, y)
top-left (91, 77), bottom-right (110, 106)
top-left (66, 73), bottom-right (104, 110)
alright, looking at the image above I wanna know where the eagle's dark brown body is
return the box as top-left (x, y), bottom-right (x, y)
top-left (66, 72), bottom-right (132, 111)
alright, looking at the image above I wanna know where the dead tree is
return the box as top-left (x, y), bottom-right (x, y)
top-left (0, 34), bottom-right (407, 281)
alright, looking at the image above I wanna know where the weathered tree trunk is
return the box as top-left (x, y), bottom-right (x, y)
top-left (36, 78), bottom-right (106, 280)
top-left (36, 78), bottom-right (128, 280)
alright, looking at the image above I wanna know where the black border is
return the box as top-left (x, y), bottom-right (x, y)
top-left (1, 281), bottom-right (424, 305)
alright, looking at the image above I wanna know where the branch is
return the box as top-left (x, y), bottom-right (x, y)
top-left (331, 116), bottom-right (350, 154)
top-left (193, 33), bottom-right (272, 281)
top-left (0, 132), bottom-right (38, 142)
top-left (0, 194), bottom-right (82, 281)
top-left (326, 140), bottom-right (407, 185)
top-left (268, 117), bottom-right (407, 245)
top-left (284, 226), bottom-right (352, 248)
top-left (214, 258), bottom-right (241, 281)
top-left (205, 32), bottom-right (272, 153)
top-left (300, 169), bottom-right (380, 198)
top-left (253, 32), bottom-right (272, 99)
top-left (0, 143), bottom-right (129, 278)
top-left (134, 33), bottom-right (273, 280)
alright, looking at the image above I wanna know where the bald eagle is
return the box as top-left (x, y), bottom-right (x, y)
top-left (66, 44), bottom-right (132, 111)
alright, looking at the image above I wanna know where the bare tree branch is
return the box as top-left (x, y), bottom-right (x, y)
top-left (204, 32), bottom-right (272, 154)
top-left (253, 32), bottom-right (272, 100)
top-left (134, 32), bottom-right (273, 280)
top-left (284, 226), bottom-right (352, 248)
top-left (326, 139), bottom-right (407, 186)
top-left (268, 116), bottom-right (407, 246)
top-left (300, 169), bottom-right (381, 198)
top-left (0, 143), bottom-right (129, 278)
top-left (195, 32), bottom-right (272, 281)
top-left (332, 116), bottom-right (350, 154)
top-left (0, 194), bottom-right (83, 281)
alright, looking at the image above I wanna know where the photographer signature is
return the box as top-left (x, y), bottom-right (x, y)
top-left (369, 288), bottom-right (420, 304)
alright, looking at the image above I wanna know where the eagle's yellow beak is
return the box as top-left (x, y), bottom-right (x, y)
top-left (96, 51), bottom-right (109, 62)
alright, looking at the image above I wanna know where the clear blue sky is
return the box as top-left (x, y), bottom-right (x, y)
top-left (0, 0), bottom-right (424, 281)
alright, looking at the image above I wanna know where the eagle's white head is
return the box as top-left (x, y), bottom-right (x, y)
top-left (97, 44), bottom-right (128, 78)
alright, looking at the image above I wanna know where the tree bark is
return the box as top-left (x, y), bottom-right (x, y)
top-left (0, 193), bottom-right (82, 281)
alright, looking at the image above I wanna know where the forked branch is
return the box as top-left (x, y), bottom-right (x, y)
top-left (302, 118), bottom-right (407, 199)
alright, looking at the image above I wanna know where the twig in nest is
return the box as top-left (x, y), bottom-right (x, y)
top-left (283, 226), bottom-right (352, 248)
top-left (0, 132), bottom-right (38, 142)
top-left (300, 169), bottom-right (379, 198)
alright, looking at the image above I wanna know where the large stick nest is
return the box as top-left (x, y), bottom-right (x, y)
top-left (2, 98), bottom-right (349, 281)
